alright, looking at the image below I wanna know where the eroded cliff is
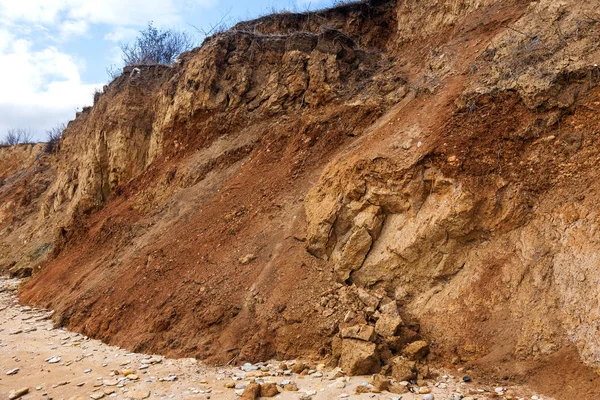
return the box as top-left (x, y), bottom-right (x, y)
top-left (1, 0), bottom-right (599, 398)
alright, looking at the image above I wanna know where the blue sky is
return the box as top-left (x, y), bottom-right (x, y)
top-left (0, 0), bottom-right (336, 141)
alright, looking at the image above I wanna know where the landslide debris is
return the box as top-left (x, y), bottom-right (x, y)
top-left (0, 1), bottom-right (597, 399)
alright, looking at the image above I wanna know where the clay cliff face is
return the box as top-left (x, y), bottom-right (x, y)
top-left (1, 0), bottom-right (599, 398)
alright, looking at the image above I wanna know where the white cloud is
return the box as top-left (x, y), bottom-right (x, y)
top-left (0, 0), bottom-right (215, 30)
top-left (104, 27), bottom-right (138, 43)
top-left (59, 20), bottom-right (89, 39)
top-left (0, 28), bottom-right (102, 141)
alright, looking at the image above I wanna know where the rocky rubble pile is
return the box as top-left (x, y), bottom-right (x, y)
top-left (317, 284), bottom-right (432, 384)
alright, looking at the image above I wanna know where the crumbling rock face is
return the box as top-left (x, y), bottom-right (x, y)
top-left (0, 144), bottom-right (56, 277)
top-left (42, 65), bottom-right (172, 218)
top-left (464, 0), bottom-right (600, 109)
top-left (5, 0), bottom-right (600, 397)
top-left (306, 161), bottom-right (529, 286)
top-left (304, 0), bottom-right (600, 378)
top-left (44, 24), bottom-right (401, 222)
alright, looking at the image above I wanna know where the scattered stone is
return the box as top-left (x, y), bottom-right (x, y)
top-left (8, 387), bottom-right (29, 400)
top-left (90, 393), bottom-right (105, 400)
top-left (291, 363), bottom-right (306, 374)
top-left (128, 374), bottom-right (139, 380)
top-left (355, 385), bottom-right (371, 394)
top-left (423, 395), bottom-right (434, 400)
top-left (283, 383), bottom-right (298, 391)
top-left (241, 382), bottom-right (261, 400)
top-left (388, 384), bottom-right (410, 395)
top-left (340, 324), bottom-right (376, 342)
top-left (339, 339), bottom-right (380, 376)
top-left (403, 340), bottom-right (430, 361)
top-left (127, 389), bottom-right (152, 399)
top-left (241, 363), bottom-right (259, 372)
top-left (46, 356), bottom-right (61, 364)
top-left (463, 376), bottom-right (472, 383)
top-left (419, 386), bottom-right (431, 394)
top-left (260, 382), bottom-right (279, 397)
top-left (6, 367), bottom-right (19, 375)
top-left (239, 254), bottom-right (257, 265)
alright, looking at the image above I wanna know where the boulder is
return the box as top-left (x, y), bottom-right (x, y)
top-left (241, 382), bottom-right (261, 400)
top-left (340, 324), bottom-right (375, 342)
top-left (403, 340), bottom-right (430, 361)
top-left (260, 383), bottom-right (280, 397)
top-left (374, 314), bottom-right (403, 338)
top-left (339, 339), bottom-right (380, 375)
top-left (390, 357), bottom-right (416, 381)
top-left (291, 363), bottom-right (306, 374)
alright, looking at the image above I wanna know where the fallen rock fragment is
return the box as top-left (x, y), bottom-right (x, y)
top-left (6, 367), bottom-right (19, 375)
top-left (283, 383), bottom-right (298, 391)
top-left (239, 254), bottom-right (257, 265)
top-left (390, 357), bottom-right (416, 381)
top-left (340, 324), bottom-right (375, 341)
top-left (291, 363), bottom-right (306, 374)
top-left (241, 382), bottom-right (261, 400)
top-left (339, 339), bottom-right (380, 375)
top-left (403, 340), bottom-right (430, 360)
top-left (260, 382), bottom-right (279, 397)
top-left (8, 388), bottom-right (29, 400)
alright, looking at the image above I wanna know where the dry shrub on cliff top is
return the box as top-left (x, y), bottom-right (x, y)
top-left (1, 128), bottom-right (33, 147)
top-left (44, 124), bottom-right (65, 154)
top-left (120, 23), bottom-right (195, 66)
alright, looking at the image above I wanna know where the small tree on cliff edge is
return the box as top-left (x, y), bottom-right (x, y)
top-left (120, 23), bottom-right (194, 66)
